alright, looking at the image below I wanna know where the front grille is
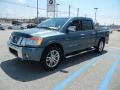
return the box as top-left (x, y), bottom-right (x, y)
top-left (9, 48), bottom-right (18, 56)
top-left (10, 35), bottom-right (22, 46)
top-left (12, 36), bottom-right (20, 44)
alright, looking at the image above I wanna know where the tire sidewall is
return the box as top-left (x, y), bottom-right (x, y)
top-left (97, 39), bottom-right (105, 53)
top-left (41, 46), bottom-right (63, 71)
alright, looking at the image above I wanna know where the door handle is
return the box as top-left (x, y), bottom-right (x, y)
top-left (65, 39), bottom-right (69, 41)
top-left (80, 34), bottom-right (85, 36)
top-left (92, 32), bottom-right (96, 35)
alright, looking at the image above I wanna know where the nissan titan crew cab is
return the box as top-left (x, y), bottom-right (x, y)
top-left (8, 17), bottom-right (109, 71)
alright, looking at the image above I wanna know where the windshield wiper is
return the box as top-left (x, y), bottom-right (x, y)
top-left (37, 26), bottom-right (58, 30)
top-left (37, 26), bottom-right (52, 30)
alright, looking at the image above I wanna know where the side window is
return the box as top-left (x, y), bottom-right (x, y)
top-left (82, 20), bottom-right (93, 30)
top-left (69, 20), bottom-right (82, 31)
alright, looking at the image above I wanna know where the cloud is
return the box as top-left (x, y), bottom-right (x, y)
top-left (16, 0), bottom-right (26, 4)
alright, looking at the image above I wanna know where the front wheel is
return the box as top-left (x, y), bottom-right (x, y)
top-left (95, 39), bottom-right (105, 53)
top-left (41, 46), bottom-right (63, 71)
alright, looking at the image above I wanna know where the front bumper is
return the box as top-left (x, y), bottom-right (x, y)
top-left (7, 41), bottom-right (44, 62)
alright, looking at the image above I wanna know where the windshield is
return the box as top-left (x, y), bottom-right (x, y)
top-left (37, 18), bottom-right (69, 30)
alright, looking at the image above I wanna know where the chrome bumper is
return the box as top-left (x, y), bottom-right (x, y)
top-left (7, 41), bottom-right (44, 62)
top-left (8, 41), bottom-right (23, 58)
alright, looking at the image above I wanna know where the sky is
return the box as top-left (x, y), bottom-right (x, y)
top-left (0, 0), bottom-right (120, 25)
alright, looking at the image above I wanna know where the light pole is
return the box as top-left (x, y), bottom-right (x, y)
top-left (56, 3), bottom-right (60, 17)
top-left (94, 8), bottom-right (98, 23)
top-left (77, 8), bottom-right (79, 17)
top-left (37, 0), bottom-right (39, 23)
top-left (69, 5), bottom-right (71, 17)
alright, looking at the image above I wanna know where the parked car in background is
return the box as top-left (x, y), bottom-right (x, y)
top-left (117, 28), bottom-right (120, 32)
top-left (12, 20), bottom-right (22, 26)
top-left (8, 20), bottom-right (26, 30)
top-left (8, 17), bottom-right (110, 71)
top-left (0, 24), bottom-right (5, 30)
top-left (97, 26), bottom-right (112, 33)
top-left (8, 25), bottom-right (26, 30)
top-left (27, 24), bottom-right (37, 29)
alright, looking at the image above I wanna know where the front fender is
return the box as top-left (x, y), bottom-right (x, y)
top-left (44, 40), bottom-right (61, 47)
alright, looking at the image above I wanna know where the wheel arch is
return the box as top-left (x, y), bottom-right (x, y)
top-left (42, 42), bottom-right (64, 57)
top-left (94, 37), bottom-right (105, 48)
top-left (99, 37), bottom-right (105, 43)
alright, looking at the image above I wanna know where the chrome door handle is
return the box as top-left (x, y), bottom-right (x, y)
top-left (80, 34), bottom-right (85, 36)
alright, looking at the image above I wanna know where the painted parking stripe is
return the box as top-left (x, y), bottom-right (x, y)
top-left (53, 55), bottom-right (104, 90)
top-left (108, 47), bottom-right (120, 50)
top-left (98, 56), bottom-right (120, 90)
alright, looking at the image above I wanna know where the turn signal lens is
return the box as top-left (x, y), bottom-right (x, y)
top-left (30, 37), bottom-right (43, 46)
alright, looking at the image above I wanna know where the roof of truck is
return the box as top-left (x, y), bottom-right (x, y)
top-left (55, 17), bottom-right (93, 21)
top-left (71, 17), bottom-right (92, 20)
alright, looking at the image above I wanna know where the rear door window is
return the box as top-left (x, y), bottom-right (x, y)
top-left (81, 20), bottom-right (93, 30)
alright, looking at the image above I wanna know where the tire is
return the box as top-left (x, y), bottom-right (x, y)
top-left (95, 39), bottom-right (105, 53)
top-left (41, 46), bottom-right (63, 71)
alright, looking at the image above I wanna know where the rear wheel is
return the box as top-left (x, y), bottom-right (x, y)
top-left (41, 46), bottom-right (63, 71)
top-left (95, 39), bottom-right (105, 53)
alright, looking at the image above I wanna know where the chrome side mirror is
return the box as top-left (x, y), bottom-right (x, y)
top-left (67, 26), bottom-right (76, 32)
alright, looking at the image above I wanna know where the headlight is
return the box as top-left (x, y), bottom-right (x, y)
top-left (21, 37), bottom-right (43, 47)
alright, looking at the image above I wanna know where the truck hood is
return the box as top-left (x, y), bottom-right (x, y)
top-left (15, 28), bottom-right (64, 38)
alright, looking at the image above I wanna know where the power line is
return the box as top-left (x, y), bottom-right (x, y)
top-left (0, 0), bottom-right (46, 10)
top-left (0, 0), bottom-right (81, 18)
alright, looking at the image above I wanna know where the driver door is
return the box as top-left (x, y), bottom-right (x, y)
top-left (64, 20), bottom-right (85, 53)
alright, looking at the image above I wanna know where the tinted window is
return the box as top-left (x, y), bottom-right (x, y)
top-left (82, 20), bottom-right (93, 30)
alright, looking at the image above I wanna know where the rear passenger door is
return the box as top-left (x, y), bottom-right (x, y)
top-left (80, 20), bottom-right (96, 48)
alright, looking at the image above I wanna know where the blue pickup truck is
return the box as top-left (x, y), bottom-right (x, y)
top-left (8, 17), bottom-right (109, 70)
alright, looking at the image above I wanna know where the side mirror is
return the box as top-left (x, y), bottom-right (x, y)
top-left (67, 26), bottom-right (76, 32)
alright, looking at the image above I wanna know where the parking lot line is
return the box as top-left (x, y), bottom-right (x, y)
top-left (53, 55), bottom-right (104, 90)
top-left (108, 47), bottom-right (120, 50)
top-left (98, 56), bottom-right (120, 90)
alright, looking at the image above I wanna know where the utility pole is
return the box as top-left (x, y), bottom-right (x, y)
top-left (47, 0), bottom-right (48, 18)
top-left (77, 8), bottom-right (79, 17)
top-left (69, 5), bottom-right (71, 17)
top-left (94, 8), bottom-right (98, 23)
top-left (37, 0), bottom-right (39, 23)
